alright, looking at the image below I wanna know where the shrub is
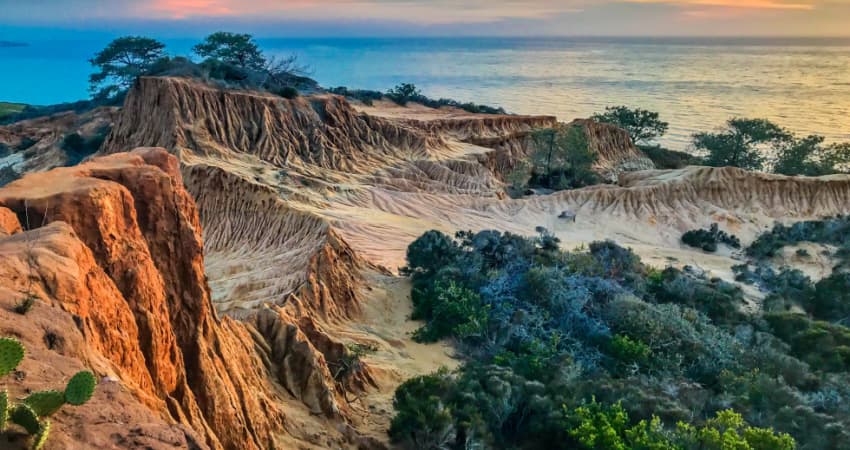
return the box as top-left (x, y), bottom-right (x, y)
top-left (809, 272), bottom-right (850, 322)
top-left (60, 126), bottom-right (111, 166)
top-left (329, 86), bottom-right (384, 106)
top-left (766, 312), bottom-right (850, 373)
top-left (639, 144), bottom-right (702, 169)
top-left (0, 165), bottom-right (20, 188)
top-left (608, 334), bottom-right (651, 366)
top-left (275, 86), bottom-right (299, 99)
top-left (389, 371), bottom-right (456, 450)
top-left (675, 409), bottom-right (796, 450)
top-left (404, 230), bottom-right (459, 277)
top-left (564, 399), bottom-right (675, 450)
top-left (412, 281), bottom-right (488, 342)
top-left (681, 223), bottom-right (741, 253)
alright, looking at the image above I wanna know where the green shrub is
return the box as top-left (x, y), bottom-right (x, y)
top-left (608, 334), bottom-right (651, 366)
top-left (681, 223), bottom-right (741, 252)
top-left (389, 370), bottom-right (456, 450)
top-left (639, 144), bottom-right (702, 169)
top-left (675, 409), bottom-right (795, 450)
top-left (564, 399), bottom-right (676, 450)
top-left (412, 281), bottom-right (488, 342)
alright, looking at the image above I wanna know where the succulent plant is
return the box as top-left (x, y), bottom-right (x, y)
top-left (65, 371), bottom-right (96, 406)
top-left (0, 337), bottom-right (24, 377)
top-left (0, 389), bottom-right (7, 431)
top-left (32, 420), bottom-right (50, 450)
top-left (0, 336), bottom-right (96, 449)
top-left (10, 404), bottom-right (40, 434)
top-left (24, 390), bottom-right (65, 417)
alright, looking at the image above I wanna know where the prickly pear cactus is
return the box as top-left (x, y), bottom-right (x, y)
top-left (10, 404), bottom-right (40, 434)
top-left (32, 419), bottom-right (50, 450)
top-left (24, 390), bottom-right (66, 417)
top-left (0, 389), bottom-right (7, 431)
top-left (64, 370), bottom-right (96, 405)
top-left (0, 337), bottom-right (24, 377)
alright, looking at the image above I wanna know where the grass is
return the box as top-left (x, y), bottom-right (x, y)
top-left (0, 102), bottom-right (27, 121)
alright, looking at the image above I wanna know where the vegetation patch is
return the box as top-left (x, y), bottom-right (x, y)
top-left (681, 223), bottom-right (741, 252)
top-left (388, 227), bottom-right (849, 449)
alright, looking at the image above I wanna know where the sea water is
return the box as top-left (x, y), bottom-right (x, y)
top-left (2, 36), bottom-right (849, 150)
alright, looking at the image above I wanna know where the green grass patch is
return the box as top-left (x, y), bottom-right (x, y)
top-left (0, 102), bottom-right (27, 121)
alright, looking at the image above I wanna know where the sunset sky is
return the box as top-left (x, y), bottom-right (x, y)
top-left (2, 0), bottom-right (849, 37)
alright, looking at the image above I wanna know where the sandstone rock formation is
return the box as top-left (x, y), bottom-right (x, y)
top-left (0, 107), bottom-right (118, 177)
top-left (0, 149), bottom-right (284, 450)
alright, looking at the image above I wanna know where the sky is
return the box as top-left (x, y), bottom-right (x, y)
top-left (1, 0), bottom-right (849, 37)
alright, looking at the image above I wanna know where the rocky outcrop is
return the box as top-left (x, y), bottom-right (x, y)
top-left (103, 77), bottom-right (445, 172)
top-left (570, 119), bottom-right (655, 180)
top-left (0, 149), bottom-right (284, 450)
top-left (0, 107), bottom-right (118, 174)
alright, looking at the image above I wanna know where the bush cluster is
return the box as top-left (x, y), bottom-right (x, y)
top-left (681, 223), bottom-right (741, 252)
top-left (389, 228), bottom-right (845, 449)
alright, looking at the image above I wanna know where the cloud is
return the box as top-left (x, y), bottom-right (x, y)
top-left (1, 0), bottom-right (848, 36)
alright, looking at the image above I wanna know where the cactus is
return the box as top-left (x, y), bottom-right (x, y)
top-left (0, 337), bottom-right (24, 377)
top-left (0, 389), bottom-right (7, 430)
top-left (31, 420), bottom-right (50, 450)
top-left (0, 336), bottom-right (96, 449)
top-left (10, 404), bottom-right (40, 434)
top-left (65, 370), bottom-right (96, 405)
top-left (24, 390), bottom-right (66, 417)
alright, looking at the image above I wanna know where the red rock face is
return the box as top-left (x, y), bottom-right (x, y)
top-left (0, 148), bottom-right (284, 450)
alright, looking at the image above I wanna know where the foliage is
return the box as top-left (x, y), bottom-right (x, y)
top-left (0, 165), bottom-right (20, 188)
top-left (60, 125), bottom-right (111, 165)
top-left (694, 118), bottom-right (792, 171)
top-left (0, 102), bottom-right (26, 121)
top-left (89, 36), bottom-right (166, 100)
top-left (413, 281), bottom-right (489, 342)
top-left (564, 399), bottom-right (675, 450)
top-left (392, 228), bottom-right (816, 448)
top-left (766, 313), bottom-right (850, 373)
top-left (328, 86), bottom-right (385, 106)
top-left (774, 135), bottom-right (850, 176)
top-left (386, 83), bottom-right (421, 105)
top-left (592, 106), bottom-right (670, 145)
top-left (608, 335), bottom-right (652, 366)
top-left (681, 223), bottom-right (741, 252)
top-left (527, 125), bottom-right (600, 190)
top-left (0, 336), bottom-right (96, 449)
top-left (675, 409), bottom-right (795, 450)
top-left (384, 82), bottom-right (506, 114)
top-left (389, 370), bottom-right (456, 449)
top-left (193, 32), bottom-right (266, 72)
top-left (639, 144), bottom-right (702, 170)
top-left (746, 215), bottom-right (850, 260)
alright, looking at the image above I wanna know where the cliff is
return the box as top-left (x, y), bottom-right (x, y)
top-left (0, 149), bottom-right (283, 449)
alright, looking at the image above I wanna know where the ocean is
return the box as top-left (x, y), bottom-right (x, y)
top-left (2, 36), bottom-right (849, 150)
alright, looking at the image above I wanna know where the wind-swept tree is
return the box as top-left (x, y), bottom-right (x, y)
top-left (773, 134), bottom-right (850, 176)
top-left (193, 32), bottom-right (266, 72)
top-left (694, 118), bottom-right (792, 171)
top-left (89, 36), bottom-right (166, 99)
top-left (593, 106), bottom-right (669, 145)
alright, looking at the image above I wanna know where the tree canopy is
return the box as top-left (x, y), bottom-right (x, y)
top-left (528, 124), bottom-right (599, 190)
top-left (88, 36), bottom-right (166, 99)
top-left (773, 134), bottom-right (850, 176)
top-left (693, 118), bottom-right (792, 171)
top-left (193, 32), bottom-right (266, 72)
top-left (593, 106), bottom-right (669, 145)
